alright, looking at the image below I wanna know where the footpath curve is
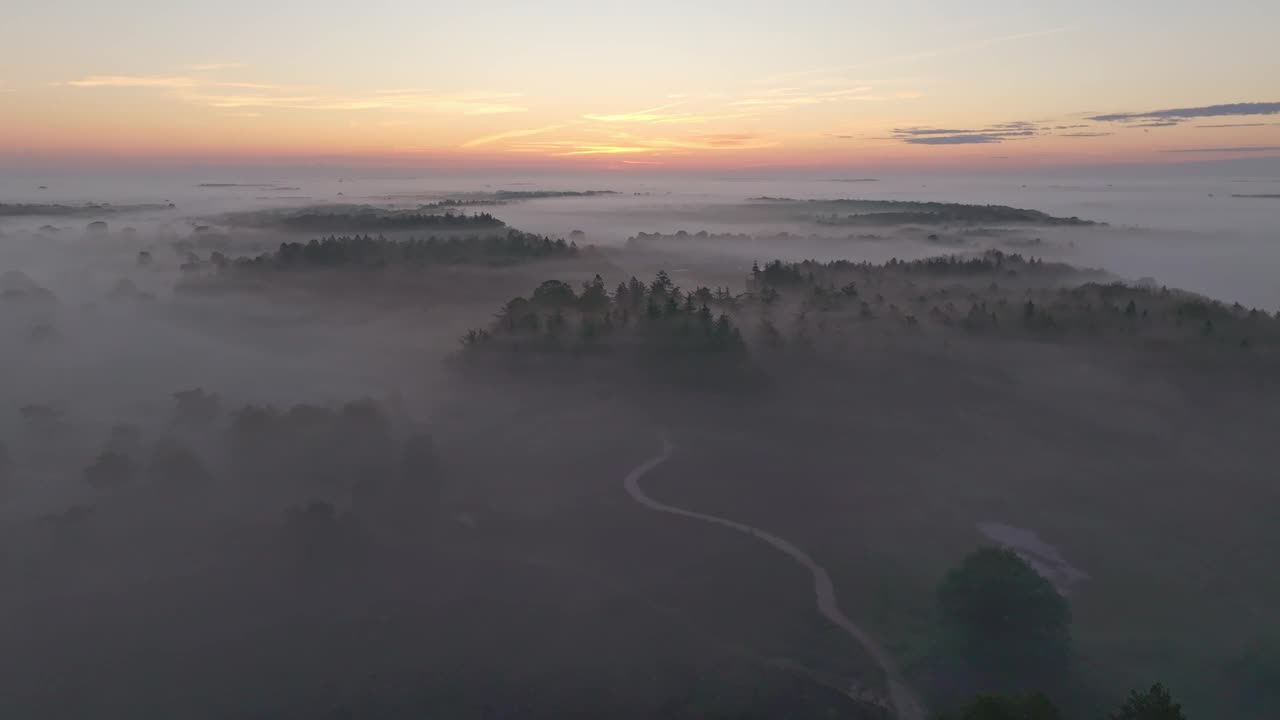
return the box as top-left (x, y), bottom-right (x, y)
top-left (622, 432), bottom-right (925, 720)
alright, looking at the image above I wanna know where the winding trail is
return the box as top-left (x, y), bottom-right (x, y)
top-left (623, 432), bottom-right (925, 720)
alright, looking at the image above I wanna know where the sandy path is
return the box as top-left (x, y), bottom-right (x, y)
top-left (622, 432), bottom-right (925, 720)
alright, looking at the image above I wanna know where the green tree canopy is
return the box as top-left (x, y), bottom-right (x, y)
top-left (1108, 683), bottom-right (1186, 720)
top-left (936, 547), bottom-right (1071, 692)
top-left (531, 279), bottom-right (578, 307)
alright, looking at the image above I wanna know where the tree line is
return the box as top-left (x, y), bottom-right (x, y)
top-left (190, 231), bottom-right (580, 273)
top-left (461, 271), bottom-right (751, 385)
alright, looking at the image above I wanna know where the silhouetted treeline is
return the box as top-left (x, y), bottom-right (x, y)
top-left (742, 252), bottom-right (1280, 356)
top-left (462, 271), bottom-right (751, 385)
top-left (0, 202), bottom-right (174, 216)
top-left (750, 197), bottom-right (1098, 226)
top-left (267, 209), bottom-right (503, 233)
top-left (220, 205), bottom-right (506, 233)
top-left (750, 196), bottom-right (1097, 225)
top-left (418, 198), bottom-right (507, 209)
top-left (191, 231), bottom-right (580, 276)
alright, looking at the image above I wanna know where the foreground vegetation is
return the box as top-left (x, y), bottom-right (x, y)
top-left (0, 390), bottom-right (892, 719)
top-left (931, 549), bottom-right (1190, 719)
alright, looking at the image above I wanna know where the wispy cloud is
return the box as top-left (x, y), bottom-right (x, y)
top-left (1196, 122), bottom-right (1267, 128)
top-left (556, 145), bottom-right (655, 156)
top-left (1059, 131), bottom-right (1112, 137)
top-left (888, 121), bottom-right (1037, 145)
top-left (507, 132), bottom-right (777, 157)
top-left (893, 127), bottom-right (972, 136)
top-left (67, 75), bottom-right (196, 88)
top-left (729, 85), bottom-right (877, 109)
top-left (904, 134), bottom-right (1006, 145)
top-left (65, 74), bottom-right (527, 115)
top-left (1089, 102), bottom-right (1280, 126)
top-left (648, 134), bottom-right (778, 150)
top-left (1162, 145), bottom-right (1280, 154)
top-left (461, 125), bottom-right (563, 148)
top-left (202, 90), bottom-right (526, 114)
top-left (583, 102), bottom-right (688, 123)
top-left (583, 101), bottom-right (754, 125)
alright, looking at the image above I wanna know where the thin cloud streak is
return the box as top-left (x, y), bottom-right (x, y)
top-left (888, 121), bottom-right (1037, 145)
top-left (461, 125), bottom-right (564, 148)
top-left (68, 75), bottom-right (196, 88)
top-left (583, 102), bottom-right (685, 122)
top-left (1090, 102), bottom-right (1280, 124)
top-left (556, 145), bottom-right (655, 156)
top-left (730, 86), bottom-right (876, 108)
top-left (66, 74), bottom-right (528, 114)
top-left (904, 135), bottom-right (1005, 145)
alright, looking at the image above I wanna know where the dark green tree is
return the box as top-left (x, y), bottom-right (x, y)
top-left (579, 274), bottom-right (609, 312)
top-left (532, 279), bottom-right (577, 307)
top-left (627, 276), bottom-right (646, 305)
top-left (936, 547), bottom-right (1071, 692)
top-left (1108, 683), bottom-right (1186, 720)
top-left (651, 270), bottom-right (672, 294)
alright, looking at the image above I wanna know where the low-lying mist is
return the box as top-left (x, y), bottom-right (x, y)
top-left (2, 170), bottom-right (1279, 719)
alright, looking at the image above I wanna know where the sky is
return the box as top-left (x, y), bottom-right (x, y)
top-left (2, 0), bottom-right (1278, 171)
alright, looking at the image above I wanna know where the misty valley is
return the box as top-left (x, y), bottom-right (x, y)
top-left (2, 182), bottom-right (1279, 720)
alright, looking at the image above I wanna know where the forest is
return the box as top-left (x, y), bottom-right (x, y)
top-left (220, 206), bottom-right (506, 233)
top-left (746, 198), bottom-right (1099, 226)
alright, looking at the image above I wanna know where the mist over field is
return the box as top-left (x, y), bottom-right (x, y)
top-left (2, 166), bottom-right (1280, 720)
top-left (5, 167), bottom-right (1277, 306)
